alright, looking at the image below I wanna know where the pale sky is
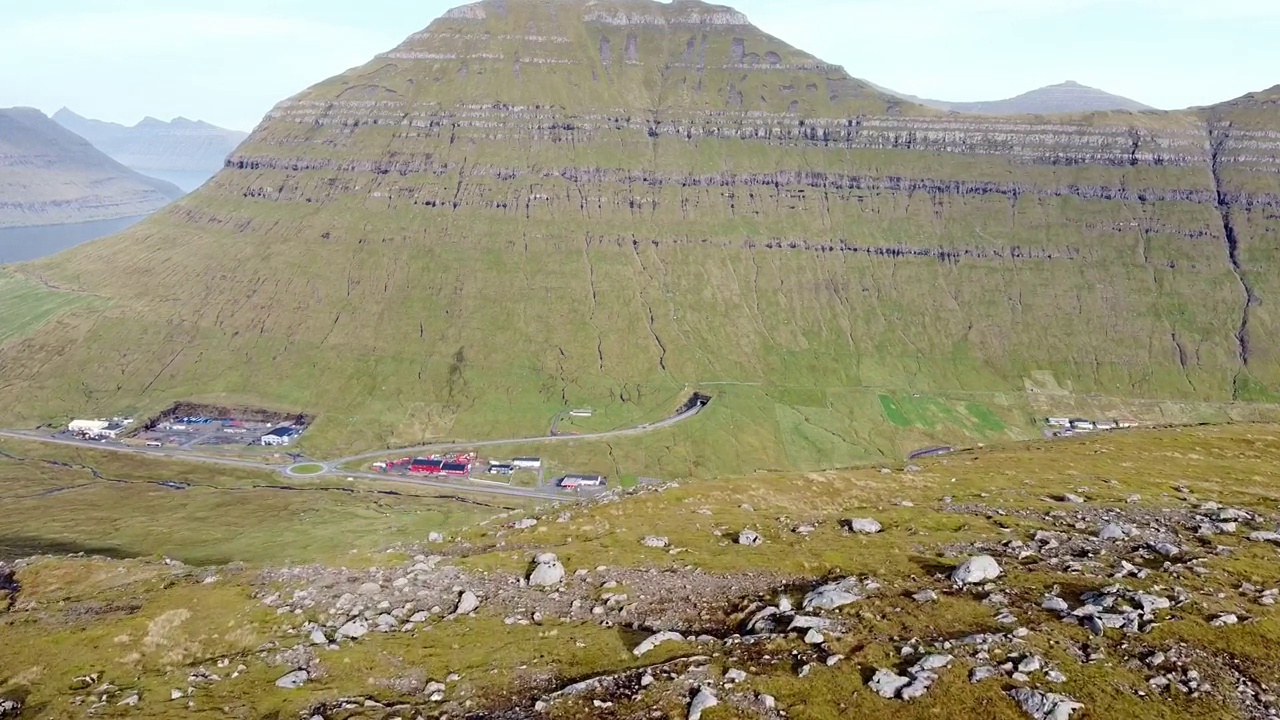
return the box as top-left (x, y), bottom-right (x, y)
top-left (2, 0), bottom-right (1277, 132)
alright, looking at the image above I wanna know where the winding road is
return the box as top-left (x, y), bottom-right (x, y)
top-left (0, 397), bottom-right (709, 503)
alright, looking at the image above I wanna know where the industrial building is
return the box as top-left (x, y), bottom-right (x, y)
top-left (512, 457), bottom-right (542, 469)
top-left (68, 419), bottom-right (129, 440)
top-left (558, 474), bottom-right (607, 489)
top-left (260, 427), bottom-right (299, 446)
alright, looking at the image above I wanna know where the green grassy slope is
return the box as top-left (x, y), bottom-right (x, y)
top-left (1, 0), bottom-right (1278, 473)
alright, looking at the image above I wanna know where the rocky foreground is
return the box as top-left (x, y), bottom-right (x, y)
top-left (1, 424), bottom-right (1279, 719)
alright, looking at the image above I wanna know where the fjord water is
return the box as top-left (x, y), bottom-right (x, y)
top-left (0, 214), bottom-right (146, 264)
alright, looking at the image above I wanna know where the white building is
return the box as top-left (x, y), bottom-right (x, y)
top-left (69, 419), bottom-right (110, 435)
top-left (1046, 417), bottom-right (1071, 427)
top-left (512, 457), bottom-right (542, 469)
top-left (559, 474), bottom-right (606, 489)
top-left (261, 427), bottom-right (298, 446)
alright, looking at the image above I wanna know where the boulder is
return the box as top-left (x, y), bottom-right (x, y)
top-left (1060, 493), bottom-right (1086, 504)
top-left (737, 529), bottom-right (763, 546)
top-left (275, 670), bottom-right (309, 689)
top-left (455, 590), bottom-right (480, 615)
top-left (633, 631), bottom-right (684, 657)
top-left (1041, 596), bottom-right (1069, 613)
top-left (724, 669), bottom-right (747, 683)
top-left (803, 577), bottom-right (867, 611)
top-left (641, 536), bottom-right (670, 548)
top-left (513, 518), bottom-right (538, 530)
top-left (803, 628), bottom-right (825, 645)
top-left (971, 666), bottom-right (1001, 683)
top-left (309, 628), bottom-right (328, 645)
top-left (1248, 531), bottom-right (1280, 545)
top-left (688, 687), bottom-right (718, 720)
top-left (529, 554), bottom-right (566, 587)
top-left (427, 531), bottom-right (445, 543)
top-left (1008, 688), bottom-right (1084, 720)
top-left (868, 669), bottom-right (911, 699)
top-left (913, 589), bottom-right (938, 604)
top-left (842, 518), bottom-right (883, 534)
top-left (1098, 523), bottom-right (1128, 541)
top-left (952, 555), bottom-right (1002, 585)
top-left (336, 618), bottom-right (369, 640)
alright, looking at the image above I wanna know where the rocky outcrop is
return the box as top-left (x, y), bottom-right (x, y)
top-left (0, 107), bottom-right (183, 228)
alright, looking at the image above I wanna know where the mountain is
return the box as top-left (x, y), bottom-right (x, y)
top-left (53, 108), bottom-right (248, 192)
top-left (0, 107), bottom-right (184, 229)
top-left (1, 0), bottom-right (1279, 474)
top-left (877, 80), bottom-right (1155, 115)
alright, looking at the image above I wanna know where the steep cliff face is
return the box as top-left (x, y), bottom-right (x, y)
top-left (3, 0), bottom-right (1279, 469)
top-left (53, 109), bottom-right (248, 192)
top-left (0, 108), bottom-right (184, 228)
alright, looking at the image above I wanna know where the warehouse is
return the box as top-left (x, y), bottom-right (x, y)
top-left (558, 474), bottom-right (607, 489)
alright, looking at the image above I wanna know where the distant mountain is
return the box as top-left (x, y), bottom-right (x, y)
top-left (876, 81), bottom-right (1155, 115)
top-left (53, 109), bottom-right (248, 192)
top-left (0, 107), bottom-right (184, 229)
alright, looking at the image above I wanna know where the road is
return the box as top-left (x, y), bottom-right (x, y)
top-left (0, 397), bottom-right (709, 504)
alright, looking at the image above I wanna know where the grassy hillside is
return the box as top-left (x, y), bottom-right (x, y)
top-left (2, 423), bottom-right (1279, 718)
top-left (0, 0), bottom-right (1278, 475)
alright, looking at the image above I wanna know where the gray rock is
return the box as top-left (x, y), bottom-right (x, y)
top-left (971, 666), bottom-right (1001, 683)
top-left (455, 590), bottom-right (480, 615)
top-left (724, 668), bottom-right (747, 683)
top-left (410, 611), bottom-right (430, 623)
top-left (1151, 542), bottom-right (1181, 558)
top-left (915, 654), bottom-right (954, 671)
top-left (869, 668), bottom-right (911, 699)
top-left (1098, 523), bottom-right (1128, 541)
top-left (825, 654), bottom-right (845, 667)
top-left (513, 518), bottom-right (538, 530)
top-left (803, 577), bottom-right (867, 611)
top-left (375, 613), bottom-right (398, 629)
top-left (737, 529), bottom-right (763, 547)
top-left (641, 536), bottom-right (670, 548)
top-left (1008, 688), bottom-right (1084, 720)
top-left (0, 700), bottom-right (20, 718)
top-left (1061, 493), bottom-right (1086, 504)
top-left (913, 589), bottom-right (939, 604)
top-left (357, 581), bottom-right (381, 596)
top-left (842, 518), bottom-right (882, 534)
top-left (803, 628), bottom-right (825, 645)
top-left (633, 631), bottom-right (684, 657)
top-left (952, 555), bottom-right (1003, 585)
top-left (1017, 655), bottom-right (1043, 674)
top-left (336, 618), bottom-right (369, 640)
top-left (309, 628), bottom-right (328, 645)
top-left (788, 615), bottom-right (835, 632)
top-left (1210, 613), bottom-right (1240, 628)
top-left (427, 531), bottom-right (445, 543)
top-left (1248, 531), bottom-right (1280, 545)
top-left (688, 687), bottom-right (718, 720)
top-left (528, 555), bottom-right (566, 587)
top-left (169, 689), bottom-right (184, 701)
top-left (275, 670), bottom-right (309, 689)
top-left (1046, 670), bottom-right (1068, 684)
top-left (1216, 508), bottom-right (1251, 522)
top-left (1041, 596), bottom-right (1069, 613)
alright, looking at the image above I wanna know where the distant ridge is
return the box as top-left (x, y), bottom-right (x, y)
top-left (53, 109), bottom-right (248, 192)
top-left (875, 80), bottom-right (1155, 115)
top-left (0, 107), bottom-right (184, 229)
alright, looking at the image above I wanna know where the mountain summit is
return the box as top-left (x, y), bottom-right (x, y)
top-left (3, 0), bottom-right (1279, 471)
top-left (877, 80), bottom-right (1155, 115)
top-left (52, 109), bottom-right (248, 192)
top-left (0, 107), bottom-right (183, 228)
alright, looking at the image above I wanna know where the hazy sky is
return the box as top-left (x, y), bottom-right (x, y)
top-left (2, 0), bottom-right (1278, 131)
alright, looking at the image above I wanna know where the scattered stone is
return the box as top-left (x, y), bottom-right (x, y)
top-left (1017, 655), bottom-right (1043, 674)
top-left (842, 518), bottom-right (882, 534)
top-left (640, 673), bottom-right (655, 688)
top-left (913, 589), bottom-right (938, 604)
top-left (803, 577), bottom-right (869, 611)
top-left (117, 694), bottom-right (140, 707)
top-left (169, 690), bottom-right (184, 701)
top-left (513, 518), bottom-right (538, 530)
top-left (1098, 523), bottom-right (1128, 541)
top-left (529, 554), bottom-right (566, 588)
top-left (793, 524), bottom-right (817, 535)
top-left (1210, 613), bottom-right (1240, 628)
top-left (1046, 670), bottom-right (1068, 684)
top-left (971, 666), bottom-right (1000, 683)
top-left (1151, 542), bottom-right (1182, 558)
top-left (1248, 531), bottom-right (1280, 545)
top-left (760, 694), bottom-right (777, 710)
top-left (358, 582), bottom-right (381, 596)
top-left (869, 669), bottom-right (911, 699)
top-left (1008, 688), bottom-right (1084, 720)
top-left (1041, 596), bottom-right (1069, 613)
top-left (427, 531), bottom-right (445, 543)
top-left (737, 530), bottom-right (763, 547)
top-left (1060, 494), bottom-right (1086, 504)
top-left (309, 628), bottom-right (328, 645)
top-left (641, 536), bottom-right (669, 548)
top-left (725, 669), bottom-right (747, 683)
top-left (952, 555), bottom-right (1003, 586)
top-left (688, 687), bottom-right (718, 720)
top-left (455, 590), bottom-right (480, 616)
top-left (825, 654), bottom-right (845, 667)
top-left (275, 670), bottom-right (309, 689)
top-left (803, 628), bottom-right (825, 645)
top-left (337, 618), bottom-right (369, 640)
top-left (633, 631), bottom-right (684, 657)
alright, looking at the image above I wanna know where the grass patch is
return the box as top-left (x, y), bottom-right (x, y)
top-left (288, 463), bottom-right (324, 475)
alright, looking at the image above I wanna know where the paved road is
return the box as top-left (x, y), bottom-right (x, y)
top-left (0, 398), bottom-right (708, 504)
